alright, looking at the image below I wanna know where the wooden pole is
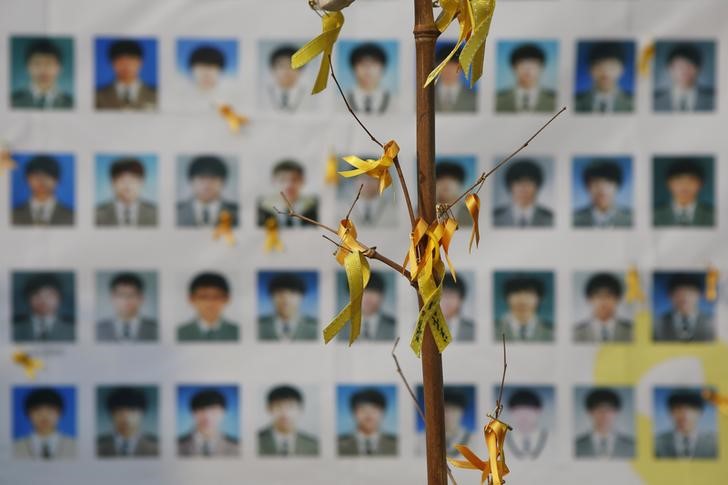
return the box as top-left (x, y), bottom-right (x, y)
top-left (413, 1), bottom-right (447, 484)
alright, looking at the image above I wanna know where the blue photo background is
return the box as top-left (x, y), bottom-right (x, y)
top-left (415, 385), bottom-right (476, 433)
top-left (96, 386), bottom-right (159, 437)
top-left (652, 156), bottom-right (714, 209)
top-left (653, 387), bottom-right (716, 436)
top-left (653, 40), bottom-right (716, 92)
top-left (13, 386), bottom-right (76, 439)
top-left (336, 384), bottom-right (397, 436)
top-left (574, 40), bottom-right (635, 95)
top-left (436, 155), bottom-right (478, 187)
top-left (572, 156), bottom-right (633, 210)
top-left (176, 38), bottom-right (239, 77)
top-left (177, 385), bottom-right (240, 439)
top-left (10, 36), bottom-right (74, 96)
top-left (496, 39), bottom-right (559, 91)
top-left (257, 270), bottom-right (319, 320)
top-left (652, 271), bottom-right (714, 318)
top-left (95, 153), bottom-right (158, 204)
top-left (95, 37), bottom-right (158, 90)
top-left (11, 152), bottom-right (75, 209)
top-left (12, 271), bottom-right (75, 322)
top-left (336, 40), bottom-right (399, 94)
top-left (493, 271), bottom-right (555, 324)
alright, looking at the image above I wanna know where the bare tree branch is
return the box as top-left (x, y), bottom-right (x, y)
top-left (345, 184), bottom-right (364, 221)
top-left (495, 333), bottom-right (508, 419)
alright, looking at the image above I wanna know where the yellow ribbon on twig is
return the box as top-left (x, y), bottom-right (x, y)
top-left (703, 389), bottom-right (728, 416)
top-left (325, 149), bottom-right (339, 185)
top-left (291, 11), bottom-right (345, 94)
top-left (217, 104), bottom-right (249, 133)
top-left (339, 140), bottom-right (399, 195)
top-left (465, 193), bottom-right (480, 252)
top-left (263, 218), bottom-right (284, 252)
top-left (13, 351), bottom-right (44, 380)
top-left (213, 210), bottom-right (235, 245)
top-left (424, 0), bottom-right (474, 87)
top-left (449, 416), bottom-right (511, 485)
top-left (459, 0), bottom-right (497, 87)
top-left (706, 266), bottom-right (719, 301)
top-left (625, 265), bottom-right (645, 304)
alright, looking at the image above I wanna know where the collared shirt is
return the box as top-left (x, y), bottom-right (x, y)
top-left (113, 432), bottom-right (140, 456)
top-left (115, 200), bottom-right (140, 226)
top-left (355, 431), bottom-right (380, 455)
top-left (510, 429), bottom-right (542, 456)
top-left (592, 91), bottom-right (617, 113)
top-left (193, 199), bottom-right (221, 226)
top-left (351, 87), bottom-right (387, 114)
top-left (670, 311), bottom-right (699, 339)
top-left (671, 86), bottom-right (697, 111)
top-left (590, 431), bottom-right (616, 457)
top-left (591, 206), bottom-right (617, 227)
top-left (272, 429), bottom-right (296, 455)
top-left (115, 80), bottom-right (141, 104)
top-left (506, 313), bottom-right (537, 340)
top-left (673, 430), bottom-right (699, 457)
top-left (30, 198), bottom-right (57, 224)
top-left (515, 86), bottom-right (541, 111)
top-left (30, 85), bottom-right (59, 108)
top-left (197, 318), bottom-right (222, 337)
top-left (30, 432), bottom-right (60, 458)
top-left (671, 201), bottom-right (697, 224)
top-left (192, 432), bottom-right (218, 455)
top-left (268, 83), bottom-right (303, 112)
top-left (114, 316), bottom-right (141, 340)
top-left (32, 315), bottom-right (57, 339)
top-left (589, 317), bottom-right (616, 341)
top-left (437, 83), bottom-right (462, 109)
top-left (361, 313), bottom-right (381, 340)
top-left (511, 204), bottom-right (535, 226)
top-left (274, 315), bottom-right (300, 340)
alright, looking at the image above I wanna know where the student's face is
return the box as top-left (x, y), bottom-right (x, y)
top-left (440, 289), bottom-right (463, 319)
top-left (268, 399), bottom-right (302, 434)
top-left (589, 404), bottom-right (618, 434)
top-left (667, 174), bottom-right (702, 206)
top-left (112, 173), bottom-right (143, 204)
top-left (353, 57), bottom-right (384, 92)
top-left (441, 61), bottom-right (461, 86)
top-left (506, 290), bottom-right (539, 321)
top-left (436, 177), bottom-right (462, 204)
top-left (193, 405), bottom-right (225, 435)
top-left (28, 405), bottom-right (61, 436)
top-left (589, 289), bottom-right (619, 321)
top-left (353, 403), bottom-right (384, 434)
top-left (111, 407), bottom-right (143, 437)
top-left (192, 64), bottom-right (221, 91)
top-left (444, 404), bottom-right (464, 434)
top-left (590, 59), bottom-right (623, 92)
top-left (27, 54), bottom-right (61, 90)
top-left (112, 55), bottom-right (142, 84)
top-left (670, 405), bottom-right (701, 434)
top-left (510, 406), bottom-right (541, 433)
top-left (509, 179), bottom-right (538, 207)
top-left (668, 58), bottom-right (699, 89)
top-left (189, 287), bottom-right (229, 322)
top-left (191, 175), bottom-right (224, 203)
top-left (271, 57), bottom-right (301, 89)
top-left (587, 178), bottom-right (617, 211)
top-left (26, 172), bottom-right (57, 200)
top-left (361, 289), bottom-right (383, 317)
top-left (513, 59), bottom-right (543, 89)
top-left (111, 284), bottom-right (144, 319)
top-left (274, 170), bottom-right (304, 203)
top-left (272, 289), bottom-right (302, 320)
top-left (29, 287), bottom-right (61, 316)
top-left (670, 286), bottom-right (700, 315)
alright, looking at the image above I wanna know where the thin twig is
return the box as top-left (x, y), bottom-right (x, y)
top-left (494, 333), bottom-right (508, 419)
top-left (393, 155), bottom-right (417, 229)
top-left (345, 184), bottom-right (364, 221)
top-left (275, 191), bottom-right (338, 234)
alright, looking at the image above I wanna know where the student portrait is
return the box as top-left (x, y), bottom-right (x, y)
top-left (257, 159), bottom-right (319, 228)
top-left (492, 157), bottom-right (555, 228)
top-left (257, 271), bottom-right (319, 341)
top-left (257, 384), bottom-right (320, 457)
top-left (96, 271), bottom-right (158, 343)
top-left (336, 40), bottom-right (399, 115)
top-left (654, 387), bottom-right (717, 459)
top-left (177, 385), bottom-right (240, 457)
top-left (95, 154), bottom-right (158, 227)
top-left (337, 384), bottom-right (398, 456)
top-left (653, 41), bottom-right (716, 112)
top-left (435, 156), bottom-right (478, 227)
top-left (13, 386), bottom-right (77, 460)
top-left (493, 271), bottom-right (554, 343)
top-left (337, 156), bottom-right (398, 228)
top-left (573, 271), bottom-right (633, 343)
top-left (573, 387), bottom-right (635, 459)
top-left (12, 271), bottom-right (75, 343)
top-left (177, 271), bottom-right (240, 342)
top-left (95, 37), bottom-right (158, 111)
top-left (653, 156), bottom-right (715, 228)
top-left (177, 154), bottom-right (239, 227)
top-left (500, 386), bottom-right (555, 460)
top-left (496, 40), bottom-right (558, 113)
top-left (652, 272), bottom-right (715, 343)
top-left (175, 38), bottom-right (239, 110)
top-left (11, 153), bottom-right (74, 227)
top-left (572, 156), bottom-right (633, 228)
top-left (336, 270), bottom-right (397, 342)
top-left (434, 40), bottom-right (477, 113)
top-left (258, 40), bottom-right (316, 112)
top-left (574, 40), bottom-right (635, 113)
top-left (10, 36), bottom-right (74, 109)
top-left (96, 386), bottom-right (159, 458)
top-left (440, 272), bottom-right (476, 342)
top-left (416, 385), bottom-right (476, 457)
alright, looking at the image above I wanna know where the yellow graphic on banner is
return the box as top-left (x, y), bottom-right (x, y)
top-left (324, 149), bottom-right (339, 185)
top-left (0, 145), bottom-right (17, 173)
top-left (449, 416), bottom-right (511, 485)
top-left (13, 351), bottom-right (44, 380)
top-left (217, 104), bottom-right (249, 133)
top-left (339, 140), bottom-right (399, 195)
top-left (291, 11), bottom-right (345, 94)
top-left (703, 389), bottom-right (728, 416)
top-left (639, 42), bottom-right (655, 77)
top-left (625, 265), bottom-right (646, 304)
top-left (705, 266), bottom-right (719, 301)
top-left (263, 218), bottom-right (284, 252)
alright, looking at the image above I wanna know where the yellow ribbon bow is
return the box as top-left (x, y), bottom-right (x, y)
top-left (625, 265), bottom-right (645, 304)
top-left (13, 351), bottom-right (44, 380)
top-left (465, 193), bottom-right (481, 252)
top-left (703, 389), bottom-right (728, 416)
top-left (638, 42), bottom-right (655, 77)
top-left (706, 266), bottom-right (719, 301)
top-left (213, 210), bottom-right (235, 245)
top-left (449, 417), bottom-right (511, 485)
top-left (324, 149), bottom-right (339, 185)
top-left (217, 104), bottom-right (249, 133)
top-left (339, 140), bottom-right (399, 195)
top-left (264, 217), bottom-right (284, 252)
top-left (0, 146), bottom-right (17, 173)
top-left (291, 11), bottom-right (345, 94)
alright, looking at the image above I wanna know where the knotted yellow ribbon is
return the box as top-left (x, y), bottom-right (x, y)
top-left (263, 218), bottom-right (284, 252)
top-left (217, 104), bottom-right (249, 133)
top-left (13, 351), bottom-right (44, 380)
top-left (424, 0), bottom-right (474, 87)
top-left (291, 11), bottom-right (345, 94)
top-left (625, 265), bottom-right (645, 304)
top-left (706, 266), bottom-right (719, 301)
top-left (703, 389), bottom-right (728, 416)
top-left (213, 210), bottom-right (235, 245)
top-left (639, 42), bottom-right (655, 77)
top-left (324, 149), bottom-right (339, 185)
top-left (339, 140), bottom-right (399, 195)
top-left (449, 417), bottom-right (511, 485)
top-left (403, 218), bottom-right (457, 283)
top-left (465, 193), bottom-right (480, 252)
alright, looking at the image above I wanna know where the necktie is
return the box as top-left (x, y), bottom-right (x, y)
top-left (280, 440), bottom-right (289, 456)
top-left (281, 92), bottom-right (289, 109)
top-left (680, 315), bottom-right (691, 336)
top-left (122, 322), bottom-right (132, 339)
top-left (41, 442), bottom-right (52, 459)
top-left (206, 329), bottom-right (215, 340)
top-left (364, 96), bottom-right (373, 114)
top-left (601, 326), bottom-right (610, 342)
top-left (682, 436), bottom-right (691, 457)
top-left (124, 206), bottom-right (132, 225)
top-left (598, 100), bottom-right (608, 113)
top-left (364, 439), bottom-right (374, 455)
top-left (202, 441), bottom-right (212, 457)
top-left (35, 95), bottom-right (46, 108)
top-left (363, 203), bottom-right (373, 224)
top-left (122, 88), bottom-right (132, 106)
top-left (677, 211), bottom-right (690, 225)
top-left (598, 437), bottom-right (608, 456)
top-left (679, 96), bottom-right (689, 111)
top-left (519, 325), bottom-right (528, 340)
top-left (518, 216), bottom-right (528, 227)
top-left (202, 206), bottom-right (211, 225)
top-left (34, 206), bottom-right (45, 224)
top-left (120, 439), bottom-right (130, 456)
top-left (362, 320), bottom-right (371, 339)
top-left (282, 321), bottom-right (291, 339)
top-left (38, 322), bottom-right (49, 341)
top-left (522, 436), bottom-right (531, 455)
top-left (521, 93), bottom-right (530, 111)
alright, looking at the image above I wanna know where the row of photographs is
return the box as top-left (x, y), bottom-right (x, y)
top-left (5, 36), bottom-right (720, 114)
top-left (4, 152), bottom-right (719, 229)
top-left (4, 268), bottom-right (720, 344)
top-left (8, 383), bottom-right (719, 460)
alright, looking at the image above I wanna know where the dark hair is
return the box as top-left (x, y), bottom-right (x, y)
top-left (667, 390), bottom-right (704, 411)
top-left (188, 45), bottom-right (225, 70)
top-left (350, 388), bottom-right (387, 410)
top-left (108, 39), bottom-right (143, 61)
top-left (110, 272), bottom-right (144, 293)
top-left (106, 387), bottom-right (148, 412)
top-left (507, 389), bottom-right (542, 409)
top-left (443, 388), bottom-right (467, 409)
top-left (436, 161), bottom-right (466, 183)
top-left (269, 45), bottom-right (298, 67)
top-left (435, 42), bottom-right (460, 65)
top-left (666, 273), bottom-right (703, 293)
top-left (188, 155), bottom-right (228, 180)
top-left (667, 43), bottom-right (702, 68)
top-left (350, 43), bottom-right (387, 68)
top-left (268, 273), bottom-right (306, 295)
top-left (510, 43), bottom-right (545, 66)
top-left (585, 388), bottom-right (621, 411)
top-left (190, 389), bottom-right (227, 411)
top-left (23, 273), bottom-right (62, 299)
top-left (189, 272), bottom-right (230, 295)
top-left (442, 273), bottom-right (466, 299)
top-left (24, 155), bottom-right (60, 180)
top-left (503, 276), bottom-right (544, 299)
top-left (24, 388), bottom-right (64, 415)
top-left (665, 158), bottom-right (704, 182)
top-left (365, 271), bottom-right (385, 293)
top-left (585, 273), bottom-right (623, 298)
top-left (504, 159), bottom-right (543, 189)
top-left (587, 42), bottom-right (625, 66)
top-left (267, 385), bottom-right (303, 405)
top-left (110, 158), bottom-right (145, 180)
top-left (583, 160), bottom-right (623, 187)
top-left (25, 38), bottom-right (62, 64)
top-left (272, 159), bottom-right (305, 177)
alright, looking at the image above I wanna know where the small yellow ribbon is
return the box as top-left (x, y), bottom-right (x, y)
top-left (335, 219), bottom-right (369, 264)
top-left (212, 210), bottom-right (235, 245)
top-left (639, 42), bottom-right (655, 77)
top-left (403, 218), bottom-right (457, 284)
top-left (291, 11), bottom-right (345, 94)
top-left (625, 265), bottom-right (645, 304)
top-left (323, 249), bottom-right (371, 345)
top-left (706, 266), bottom-right (719, 301)
top-left (263, 217), bottom-right (284, 252)
top-left (339, 140), bottom-right (399, 195)
top-left (449, 417), bottom-right (511, 485)
top-left (13, 351), bottom-right (44, 380)
top-left (459, 0), bottom-right (497, 87)
top-left (0, 147), bottom-right (17, 173)
top-left (324, 149), bottom-right (339, 185)
top-left (465, 193), bottom-right (480, 252)
top-left (703, 389), bottom-right (728, 416)
top-left (217, 104), bottom-right (249, 133)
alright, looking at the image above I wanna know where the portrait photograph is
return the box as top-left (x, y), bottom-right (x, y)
top-left (256, 384), bottom-right (320, 457)
top-left (96, 385), bottom-right (159, 458)
top-left (335, 39), bottom-right (400, 115)
top-left (336, 154), bottom-right (399, 228)
top-left (574, 40), bottom-right (636, 113)
top-left (176, 271), bottom-right (240, 342)
top-left (500, 385), bottom-right (556, 460)
top-left (653, 40), bottom-right (716, 113)
top-left (11, 152), bottom-right (75, 227)
top-left (13, 386), bottom-right (77, 460)
top-left (95, 271), bottom-right (159, 343)
top-left (652, 271), bottom-right (715, 342)
top-left (174, 38), bottom-right (239, 111)
top-left (434, 40), bottom-right (478, 113)
top-left (440, 271), bottom-right (477, 342)
top-left (572, 271), bottom-right (633, 343)
top-left (176, 154), bottom-right (239, 228)
top-left (95, 154), bottom-right (158, 227)
top-left (495, 39), bottom-right (558, 113)
top-left (257, 159), bottom-right (319, 228)
top-left (415, 385), bottom-right (476, 457)
top-left (435, 155), bottom-right (478, 227)
top-left (493, 271), bottom-right (555, 343)
top-left (492, 156), bottom-right (555, 228)
top-left (336, 384), bottom-right (398, 457)
top-left (258, 40), bottom-right (317, 113)
top-left (335, 269), bottom-right (397, 342)
top-left (10, 36), bottom-right (74, 110)
top-left (652, 155), bottom-right (715, 228)
top-left (12, 271), bottom-right (75, 343)
top-left (177, 385), bottom-right (240, 457)
top-left (572, 156), bottom-right (633, 228)
top-left (94, 37), bottom-right (158, 111)
top-left (257, 270), bottom-right (319, 341)
top-left (573, 386), bottom-right (635, 459)
top-left (653, 387), bottom-right (717, 459)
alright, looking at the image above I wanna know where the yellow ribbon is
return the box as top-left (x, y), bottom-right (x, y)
top-left (465, 193), bottom-right (480, 252)
top-left (263, 217), bottom-right (284, 252)
top-left (323, 249), bottom-right (371, 345)
top-left (625, 265), bottom-right (645, 304)
top-left (459, 0), bottom-right (497, 87)
top-left (706, 266), bottom-right (719, 301)
top-left (424, 0), bottom-right (474, 87)
top-left (703, 389), bottom-right (728, 416)
top-left (638, 42), bottom-right (655, 77)
top-left (13, 351), bottom-right (44, 380)
top-left (212, 210), bottom-right (235, 245)
top-left (404, 218), bottom-right (457, 284)
top-left (217, 104), bottom-right (249, 133)
top-left (324, 149), bottom-right (339, 185)
top-left (339, 140), bottom-right (399, 195)
top-left (291, 11), bottom-right (345, 94)
top-left (449, 417), bottom-right (511, 485)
